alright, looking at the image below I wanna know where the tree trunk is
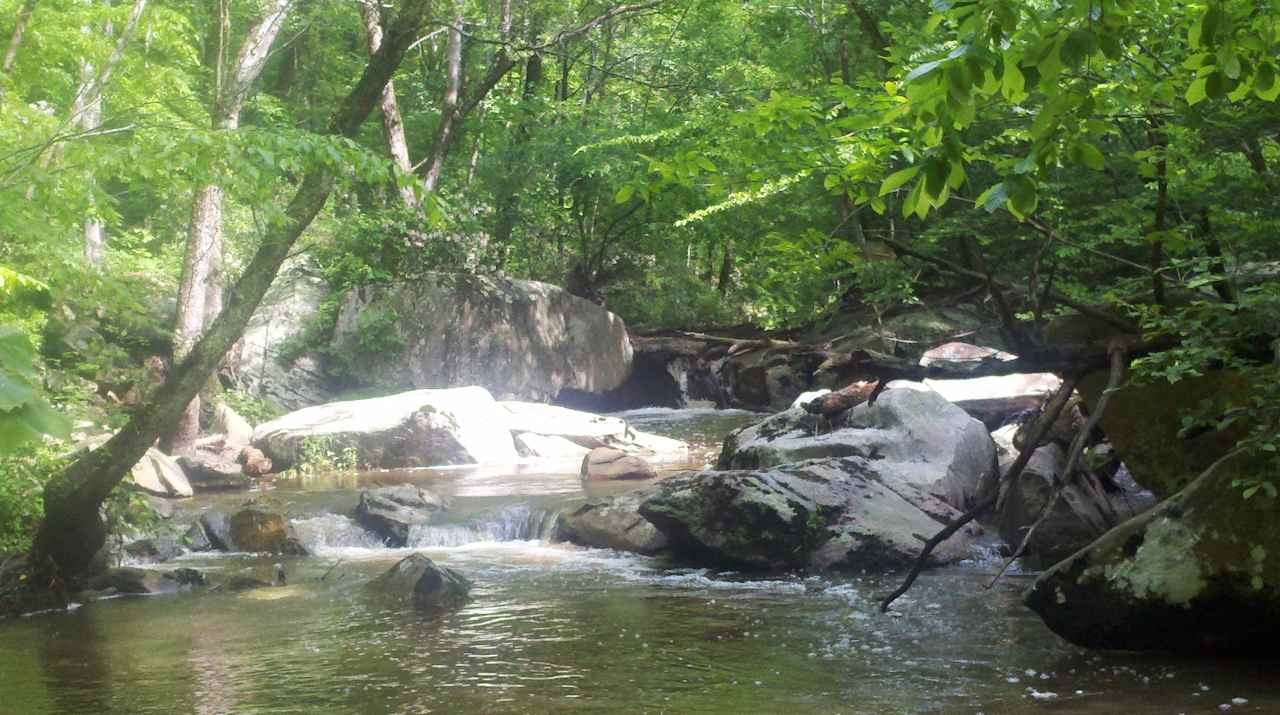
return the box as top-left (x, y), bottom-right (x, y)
top-left (421, 9), bottom-right (464, 193)
top-left (360, 0), bottom-right (417, 206)
top-left (32, 0), bottom-right (432, 583)
top-left (77, 59), bottom-right (106, 267)
top-left (1, 0), bottom-right (37, 75)
top-left (165, 0), bottom-right (292, 453)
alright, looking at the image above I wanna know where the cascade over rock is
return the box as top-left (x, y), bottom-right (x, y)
top-left (719, 386), bottom-right (997, 512)
top-left (356, 485), bottom-right (448, 547)
top-left (331, 274), bottom-right (633, 403)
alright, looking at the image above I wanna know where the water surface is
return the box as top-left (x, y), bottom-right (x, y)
top-left (1, 409), bottom-right (1276, 713)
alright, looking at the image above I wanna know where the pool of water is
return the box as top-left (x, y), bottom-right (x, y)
top-left (1, 409), bottom-right (1277, 713)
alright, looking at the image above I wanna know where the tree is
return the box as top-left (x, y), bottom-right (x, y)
top-left (32, 0), bottom-right (433, 582)
top-left (163, 0), bottom-right (293, 454)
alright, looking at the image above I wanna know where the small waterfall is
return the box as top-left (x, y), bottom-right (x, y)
top-left (407, 504), bottom-right (561, 547)
top-left (292, 514), bottom-right (385, 551)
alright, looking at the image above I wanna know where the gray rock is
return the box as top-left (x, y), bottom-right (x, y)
top-left (580, 447), bottom-right (657, 481)
top-left (252, 386), bottom-right (519, 470)
top-left (1026, 461), bottom-right (1280, 654)
top-left (331, 274), bottom-right (633, 403)
top-left (177, 452), bottom-right (251, 491)
top-left (355, 485), bottom-right (448, 546)
top-left (368, 553), bottom-right (472, 611)
top-left (213, 403), bottom-right (255, 448)
top-left (123, 535), bottom-right (183, 563)
top-left (994, 441), bottom-right (1154, 565)
top-left (554, 490), bottom-right (668, 555)
top-left (639, 457), bottom-right (980, 571)
top-left (128, 448), bottom-right (193, 498)
top-left (228, 262), bottom-right (334, 411)
top-left (719, 387), bottom-right (997, 512)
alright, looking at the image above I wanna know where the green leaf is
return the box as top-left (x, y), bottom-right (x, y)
top-left (0, 371), bottom-right (36, 411)
top-left (0, 326), bottom-right (37, 379)
top-left (614, 185), bottom-right (635, 204)
top-left (1186, 77), bottom-right (1208, 105)
top-left (975, 182), bottom-right (1008, 212)
top-left (905, 60), bottom-right (944, 82)
top-left (1002, 57), bottom-right (1025, 100)
top-left (1075, 141), bottom-right (1105, 170)
top-left (878, 166), bottom-right (920, 196)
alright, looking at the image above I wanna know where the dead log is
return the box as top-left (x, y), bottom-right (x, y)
top-left (802, 380), bottom-right (878, 416)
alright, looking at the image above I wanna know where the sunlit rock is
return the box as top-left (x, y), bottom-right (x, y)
top-left (719, 387), bottom-right (996, 512)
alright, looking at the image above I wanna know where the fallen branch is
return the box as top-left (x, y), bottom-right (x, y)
top-left (879, 374), bottom-right (1080, 612)
top-left (985, 342), bottom-right (1126, 587)
top-left (803, 380), bottom-right (878, 416)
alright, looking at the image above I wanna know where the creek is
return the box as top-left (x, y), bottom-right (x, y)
top-left (0, 409), bottom-right (1276, 713)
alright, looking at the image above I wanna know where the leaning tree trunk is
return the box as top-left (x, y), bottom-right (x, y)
top-left (32, 0), bottom-right (432, 583)
top-left (165, 0), bottom-right (293, 454)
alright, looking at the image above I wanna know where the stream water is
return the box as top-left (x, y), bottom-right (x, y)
top-left (2, 409), bottom-right (1278, 714)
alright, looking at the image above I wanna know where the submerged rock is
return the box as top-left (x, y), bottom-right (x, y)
top-left (252, 386), bottom-right (519, 470)
top-left (580, 447), bottom-right (657, 481)
top-left (639, 458), bottom-right (979, 571)
top-left (355, 485), bottom-right (448, 547)
top-left (368, 553), bottom-right (472, 611)
top-left (1026, 460), bottom-right (1280, 654)
top-left (331, 274), bottom-right (633, 403)
top-left (719, 387), bottom-right (996, 512)
top-left (554, 491), bottom-right (669, 555)
top-left (88, 567), bottom-right (204, 595)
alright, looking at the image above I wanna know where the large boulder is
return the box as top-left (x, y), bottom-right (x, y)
top-left (991, 427), bottom-right (1155, 565)
top-left (227, 262), bottom-right (333, 411)
top-left (331, 274), bottom-right (633, 403)
top-left (368, 553), bottom-right (472, 611)
top-left (355, 485), bottom-right (448, 546)
top-left (580, 447), bottom-right (657, 481)
top-left (554, 490), bottom-right (669, 555)
top-left (639, 458), bottom-right (980, 571)
top-left (252, 386), bottom-right (519, 470)
top-left (1025, 459), bottom-right (1280, 654)
top-left (1078, 370), bottom-right (1255, 498)
top-left (719, 387), bottom-right (996, 511)
top-left (128, 448), bottom-right (193, 498)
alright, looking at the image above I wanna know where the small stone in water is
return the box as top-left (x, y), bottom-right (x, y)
top-left (1231, 698), bottom-right (1248, 705)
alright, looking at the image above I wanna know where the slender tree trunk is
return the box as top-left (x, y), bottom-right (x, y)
top-left (166, 0), bottom-right (292, 453)
top-left (717, 240), bottom-right (733, 295)
top-left (360, 0), bottom-right (417, 206)
top-left (1148, 117), bottom-right (1168, 307)
top-left (32, 0), bottom-right (432, 583)
top-left (77, 59), bottom-right (106, 267)
top-left (2, 0), bottom-right (37, 74)
top-left (421, 9), bottom-right (464, 193)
